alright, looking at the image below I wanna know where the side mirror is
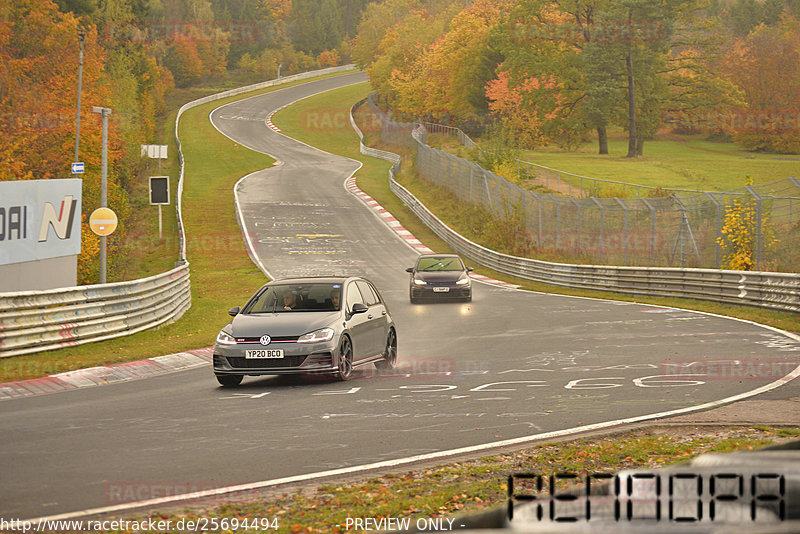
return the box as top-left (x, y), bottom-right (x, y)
top-left (351, 303), bottom-right (369, 315)
top-left (467, 267), bottom-right (474, 272)
top-left (228, 306), bottom-right (240, 317)
top-left (405, 267), bottom-right (414, 273)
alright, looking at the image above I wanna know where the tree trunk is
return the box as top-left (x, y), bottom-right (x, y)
top-left (625, 10), bottom-right (637, 158)
top-left (597, 126), bottom-right (608, 154)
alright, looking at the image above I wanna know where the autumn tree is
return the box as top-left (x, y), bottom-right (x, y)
top-left (163, 34), bottom-right (204, 86)
top-left (388, 0), bottom-right (514, 123)
top-left (0, 0), bottom-right (109, 181)
top-left (720, 15), bottom-right (800, 153)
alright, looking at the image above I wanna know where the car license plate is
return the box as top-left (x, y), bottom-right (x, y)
top-left (245, 349), bottom-right (284, 359)
top-left (433, 287), bottom-right (450, 292)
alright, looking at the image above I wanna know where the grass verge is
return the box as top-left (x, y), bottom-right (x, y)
top-left (130, 426), bottom-right (800, 532)
top-left (0, 71), bottom-right (355, 383)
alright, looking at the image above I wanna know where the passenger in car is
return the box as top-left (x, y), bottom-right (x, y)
top-left (330, 289), bottom-right (341, 310)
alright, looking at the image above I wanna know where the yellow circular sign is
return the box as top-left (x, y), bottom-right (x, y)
top-left (89, 207), bottom-right (118, 236)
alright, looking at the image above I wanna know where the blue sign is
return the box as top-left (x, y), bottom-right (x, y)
top-left (71, 162), bottom-right (85, 174)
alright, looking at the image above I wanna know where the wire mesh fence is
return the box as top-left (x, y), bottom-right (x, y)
top-left (368, 95), bottom-right (800, 271)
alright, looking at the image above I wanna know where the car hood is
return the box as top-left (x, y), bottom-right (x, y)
top-left (230, 311), bottom-right (340, 337)
top-left (415, 271), bottom-right (465, 283)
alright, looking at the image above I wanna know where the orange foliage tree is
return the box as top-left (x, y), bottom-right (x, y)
top-left (0, 0), bottom-right (110, 181)
top-left (388, 0), bottom-right (515, 123)
top-left (721, 16), bottom-right (800, 153)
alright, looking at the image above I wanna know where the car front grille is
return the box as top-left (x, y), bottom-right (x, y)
top-left (226, 355), bottom-right (308, 369)
top-left (235, 336), bottom-right (299, 343)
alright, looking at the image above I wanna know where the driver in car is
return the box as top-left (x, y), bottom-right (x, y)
top-left (282, 290), bottom-right (299, 310)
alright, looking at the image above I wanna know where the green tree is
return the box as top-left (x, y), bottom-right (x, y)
top-left (290, 0), bottom-right (344, 56)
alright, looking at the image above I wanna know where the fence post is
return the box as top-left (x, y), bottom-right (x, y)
top-left (538, 193), bottom-right (543, 248)
top-left (591, 197), bottom-right (605, 258)
top-left (745, 185), bottom-right (763, 269)
top-left (556, 196), bottom-right (562, 250)
top-left (615, 198), bottom-right (628, 265)
top-left (641, 198), bottom-right (657, 265)
top-left (704, 192), bottom-right (722, 268)
top-left (484, 170), bottom-right (495, 213)
top-left (570, 197), bottom-right (581, 254)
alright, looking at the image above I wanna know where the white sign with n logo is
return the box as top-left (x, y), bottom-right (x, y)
top-left (0, 179), bottom-right (82, 266)
top-left (39, 196), bottom-right (78, 242)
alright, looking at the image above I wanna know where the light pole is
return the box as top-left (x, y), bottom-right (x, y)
top-left (92, 106), bottom-right (112, 283)
top-left (74, 29), bottom-right (86, 171)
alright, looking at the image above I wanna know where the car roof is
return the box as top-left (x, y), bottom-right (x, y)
top-left (266, 276), bottom-right (363, 285)
top-left (417, 253), bottom-right (461, 259)
top-left (269, 277), bottom-right (347, 285)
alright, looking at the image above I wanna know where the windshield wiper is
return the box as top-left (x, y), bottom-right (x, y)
top-left (420, 260), bottom-right (447, 271)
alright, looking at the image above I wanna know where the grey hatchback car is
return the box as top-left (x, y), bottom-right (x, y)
top-left (213, 277), bottom-right (397, 386)
top-left (406, 254), bottom-right (473, 303)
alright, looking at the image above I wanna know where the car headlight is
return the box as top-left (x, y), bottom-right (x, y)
top-left (298, 327), bottom-right (334, 344)
top-left (413, 277), bottom-right (427, 285)
top-left (216, 330), bottom-right (237, 345)
top-left (456, 273), bottom-right (470, 285)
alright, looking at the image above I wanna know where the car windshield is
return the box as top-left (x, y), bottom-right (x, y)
top-left (417, 257), bottom-right (464, 271)
top-left (242, 283), bottom-right (343, 313)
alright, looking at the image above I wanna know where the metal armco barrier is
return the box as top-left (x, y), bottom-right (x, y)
top-left (0, 66), bottom-right (358, 359)
top-left (0, 265), bottom-right (191, 358)
top-left (350, 99), bottom-right (800, 314)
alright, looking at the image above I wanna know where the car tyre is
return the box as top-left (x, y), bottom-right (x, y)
top-left (375, 329), bottom-right (397, 370)
top-left (336, 336), bottom-right (353, 381)
top-left (216, 374), bottom-right (243, 387)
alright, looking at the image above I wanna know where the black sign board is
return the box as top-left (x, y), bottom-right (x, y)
top-left (149, 176), bottom-right (169, 205)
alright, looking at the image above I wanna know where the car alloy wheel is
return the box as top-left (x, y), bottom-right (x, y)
top-left (375, 329), bottom-right (397, 370)
top-left (336, 336), bottom-right (353, 380)
top-left (216, 374), bottom-right (243, 387)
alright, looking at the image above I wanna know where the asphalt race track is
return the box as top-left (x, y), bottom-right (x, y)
top-left (3, 72), bottom-right (800, 520)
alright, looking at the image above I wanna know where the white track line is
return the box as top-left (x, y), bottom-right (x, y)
top-left (27, 350), bottom-right (800, 523)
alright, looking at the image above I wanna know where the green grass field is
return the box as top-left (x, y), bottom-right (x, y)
top-left (522, 133), bottom-right (800, 191)
top-left (430, 130), bottom-right (800, 192)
